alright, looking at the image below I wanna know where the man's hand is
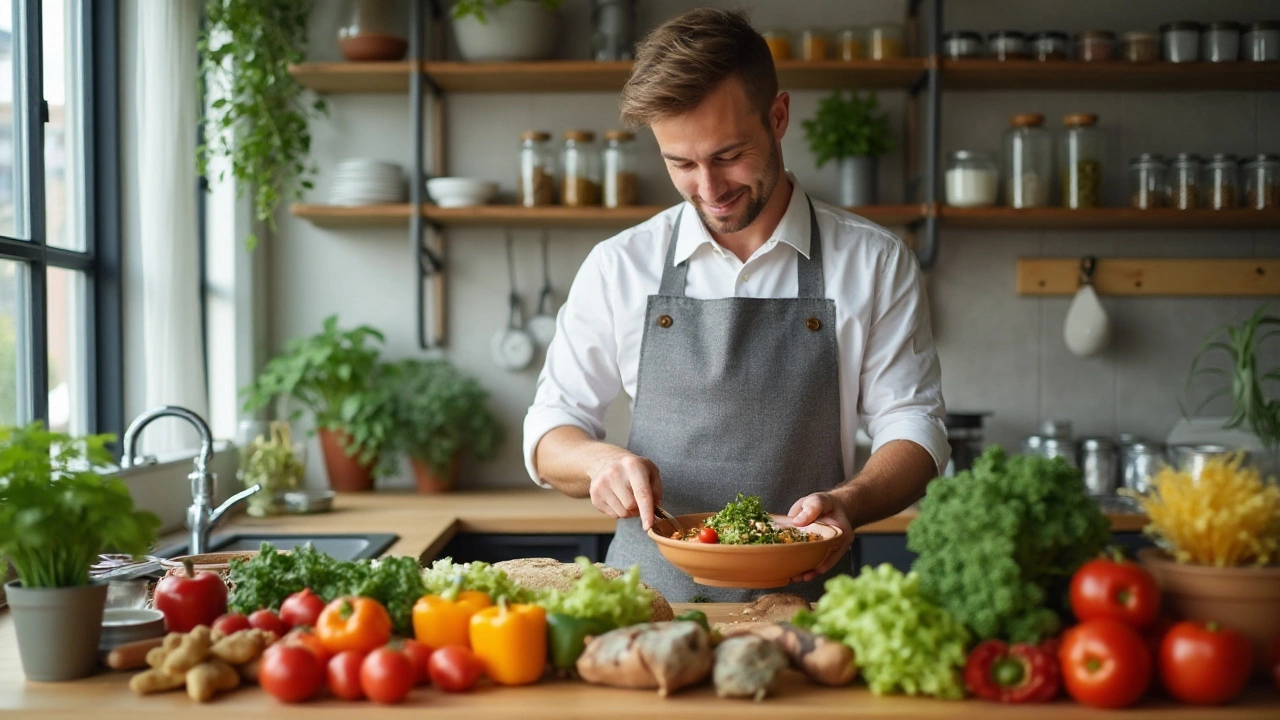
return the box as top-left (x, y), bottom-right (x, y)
top-left (587, 451), bottom-right (663, 531)
top-left (786, 491), bottom-right (854, 582)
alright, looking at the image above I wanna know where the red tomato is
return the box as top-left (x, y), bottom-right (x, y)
top-left (280, 588), bottom-right (326, 629)
top-left (1059, 618), bottom-right (1152, 709)
top-left (360, 646), bottom-right (415, 704)
top-left (249, 608), bottom-right (288, 637)
top-left (283, 627), bottom-right (333, 665)
top-left (1159, 621), bottom-right (1254, 705)
top-left (397, 639), bottom-right (434, 685)
top-left (428, 645), bottom-right (483, 693)
top-left (211, 612), bottom-right (252, 635)
top-left (326, 651), bottom-right (366, 701)
top-left (697, 527), bottom-right (719, 544)
top-left (1070, 556), bottom-right (1161, 630)
top-left (259, 643), bottom-right (324, 704)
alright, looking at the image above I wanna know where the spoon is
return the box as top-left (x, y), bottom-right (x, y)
top-left (654, 506), bottom-right (686, 535)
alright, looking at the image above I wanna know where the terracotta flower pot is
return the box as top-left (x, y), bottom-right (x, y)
top-left (410, 455), bottom-right (459, 494)
top-left (318, 427), bottom-right (376, 492)
top-left (1138, 547), bottom-right (1280, 678)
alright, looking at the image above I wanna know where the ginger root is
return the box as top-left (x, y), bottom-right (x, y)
top-left (162, 625), bottom-right (213, 675)
top-left (186, 659), bottom-right (240, 703)
top-left (129, 667), bottom-right (186, 695)
top-left (210, 628), bottom-right (272, 665)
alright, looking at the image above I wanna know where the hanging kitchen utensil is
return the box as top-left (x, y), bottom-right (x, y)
top-left (1064, 255), bottom-right (1112, 357)
top-left (491, 230), bottom-right (536, 371)
top-left (528, 231), bottom-right (559, 347)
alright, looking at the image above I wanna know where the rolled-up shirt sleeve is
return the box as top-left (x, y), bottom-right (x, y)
top-left (523, 244), bottom-right (623, 487)
top-left (859, 242), bottom-right (950, 475)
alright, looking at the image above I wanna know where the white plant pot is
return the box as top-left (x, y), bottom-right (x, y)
top-left (452, 1), bottom-right (558, 62)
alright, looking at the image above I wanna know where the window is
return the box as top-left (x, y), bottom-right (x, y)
top-left (0, 0), bottom-right (119, 436)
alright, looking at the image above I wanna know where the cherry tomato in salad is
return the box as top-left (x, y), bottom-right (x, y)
top-left (697, 527), bottom-right (719, 544)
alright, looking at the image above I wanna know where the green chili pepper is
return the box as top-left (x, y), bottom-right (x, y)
top-left (674, 609), bottom-right (710, 631)
top-left (546, 612), bottom-right (615, 671)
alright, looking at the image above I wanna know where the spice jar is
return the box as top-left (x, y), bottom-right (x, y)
top-left (1060, 114), bottom-right (1101, 209)
top-left (1202, 21), bottom-right (1242, 62)
top-left (761, 29), bottom-right (792, 61)
top-left (1160, 21), bottom-right (1202, 62)
top-left (1075, 30), bottom-right (1115, 62)
top-left (1170, 153), bottom-right (1202, 210)
top-left (1002, 113), bottom-right (1052, 208)
top-left (1243, 154), bottom-right (1279, 209)
top-left (518, 130), bottom-right (556, 207)
top-left (1204, 153), bottom-right (1239, 210)
top-left (1129, 154), bottom-right (1168, 209)
top-left (941, 31), bottom-right (984, 60)
top-left (1121, 31), bottom-right (1159, 62)
top-left (337, 0), bottom-right (410, 61)
top-left (945, 150), bottom-right (999, 208)
top-left (868, 24), bottom-right (904, 59)
top-left (987, 30), bottom-right (1029, 60)
top-left (1031, 31), bottom-right (1070, 61)
top-left (801, 29), bottom-right (830, 61)
top-left (1243, 20), bottom-right (1280, 61)
top-left (561, 130), bottom-right (600, 207)
top-left (601, 130), bottom-right (637, 208)
top-left (838, 27), bottom-right (866, 60)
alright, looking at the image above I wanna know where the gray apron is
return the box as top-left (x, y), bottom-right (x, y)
top-left (605, 198), bottom-right (848, 603)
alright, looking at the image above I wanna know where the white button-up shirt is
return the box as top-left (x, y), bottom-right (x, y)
top-left (523, 175), bottom-right (950, 487)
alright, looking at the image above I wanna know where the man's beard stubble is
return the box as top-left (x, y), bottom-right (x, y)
top-left (691, 142), bottom-right (783, 235)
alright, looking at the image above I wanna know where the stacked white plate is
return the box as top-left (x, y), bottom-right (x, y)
top-left (329, 159), bottom-right (406, 205)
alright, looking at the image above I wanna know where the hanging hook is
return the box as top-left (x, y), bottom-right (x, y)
top-left (1079, 255), bottom-right (1097, 286)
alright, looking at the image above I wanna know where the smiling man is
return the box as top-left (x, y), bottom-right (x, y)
top-left (522, 8), bottom-right (949, 602)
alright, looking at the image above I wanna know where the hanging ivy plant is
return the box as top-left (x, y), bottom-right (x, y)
top-left (199, 0), bottom-right (326, 251)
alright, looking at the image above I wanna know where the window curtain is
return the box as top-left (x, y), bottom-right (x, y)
top-left (122, 0), bottom-right (207, 455)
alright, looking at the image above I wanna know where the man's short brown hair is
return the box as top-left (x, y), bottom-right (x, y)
top-left (619, 8), bottom-right (778, 128)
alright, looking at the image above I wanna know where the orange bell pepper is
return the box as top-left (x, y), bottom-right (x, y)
top-left (413, 589), bottom-right (492, 650)
top-left (315, 596), bottom-right (392, 655)
top-left (469, 600), bottom-right (546, 685)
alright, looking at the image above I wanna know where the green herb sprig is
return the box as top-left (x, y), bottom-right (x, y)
top-left (451, 0), bottom-right (564, 24)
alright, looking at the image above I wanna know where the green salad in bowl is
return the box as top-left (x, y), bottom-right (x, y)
top-left (673, 493), bottom-right (819, 544)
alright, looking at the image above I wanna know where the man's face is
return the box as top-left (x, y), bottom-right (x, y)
top-left (651, 78), bottom-right (788, 236)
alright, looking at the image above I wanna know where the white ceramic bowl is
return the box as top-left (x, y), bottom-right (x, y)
top-left (426, 177), bottom-right (498, 208)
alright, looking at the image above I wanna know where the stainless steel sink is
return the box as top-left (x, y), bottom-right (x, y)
top-left (154, 532), bottom-right (398, 562)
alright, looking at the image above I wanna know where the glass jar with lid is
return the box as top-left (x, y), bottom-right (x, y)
top-left (1060, 114), bottom-right (1101, 209)
top-left (800, 28), bottom-right (831, 61)
top-left (1243, 21), bottom-right (1280, 61)
top-left (838, 27), bottom-right (866, 60)
top-left (1030, 31), bottom-right (1069, 61)
top-left (945, 150), bottom-right (999, 207)
top-left (761, 28), bottom-right (792, 61)
top-left (561, 130), bottom-right (601, 207)
top-left (1170, 153), bottom-right (1202, 210)
top-left (941, 31), bottom-right (984, 60)
top-left (1129, 154), bottom-right (1168, 209)
top-left (338, 0), bottom-right (410, 61)
top-left (1202, 21), bottom-right (1242, 62)
top-left (987, 30), bottom-right (1029, 60)
top-left (1003, 113), bottom-right (1052, 208)
top-left (601, 130), bottom-right (637, 208)
top-left (1121, 31), bottom-right (1159, 62)
top-left (518, 130), bottom-right (556, 207)
top-left (1204, 153), bottom-right (1239, 210)
top-left (1161, 21), bottom-right (1202, 62)
top-left (1075, 30), bottom-right (1115, 62)
top-left (1243, 153), bottom-right (1279, 209)
top-left (868, 24), bottom-right (904, 59)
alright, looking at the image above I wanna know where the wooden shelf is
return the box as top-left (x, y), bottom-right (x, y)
top-left (292, 203), bottom-right (925, 229)
top-left (942, 59), bottom-right (1280, 92)
top-left (290, 59), bottom-right (927, 94)
top-left (1018, 258), bottom-right (1280, 296)
top-left (940, 206), bottom-right (1280, 229)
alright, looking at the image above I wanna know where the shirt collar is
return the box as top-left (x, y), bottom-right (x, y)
top-left (672, 171), bottom-right (811, 265)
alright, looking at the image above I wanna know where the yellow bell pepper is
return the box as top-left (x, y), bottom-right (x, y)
top-left (469, 601), bottom-right (547, 685)
top-left (412, 589), bottom-right (492, 649)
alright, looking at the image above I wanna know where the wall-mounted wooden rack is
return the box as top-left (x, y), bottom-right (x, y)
top-left (1018, 258), bottom-right (1280, 297)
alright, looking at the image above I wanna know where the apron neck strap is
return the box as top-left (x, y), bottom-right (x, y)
top-left (660, 197), bottom-right (824, 299)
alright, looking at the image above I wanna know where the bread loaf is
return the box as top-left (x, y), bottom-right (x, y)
top-left (493, 557), bottom-right (674, 621)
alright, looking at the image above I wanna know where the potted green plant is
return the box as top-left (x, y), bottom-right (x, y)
top-left (0, 423), bottom-right (160, 681)
top-left (199, 0), bottom-right (326, 251)
top-left (241, 315), bottom-right (394, 492)
top-left (236, 420), bottom-right (306, 515)
top-left (450, 0), bottom-right (564, 62)
top-left (381, 358), bottom-right (505, 493)
top-left (801, 90), bottom-right (894, 207)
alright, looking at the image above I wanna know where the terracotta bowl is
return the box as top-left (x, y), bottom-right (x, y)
top-left (647, 512), bottom-right (842, 588)
top-left (1138, 548), bottom-right (1280, 679)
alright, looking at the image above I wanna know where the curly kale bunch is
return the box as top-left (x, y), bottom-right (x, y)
top-left (906, 446), bottom-right (1110, 643)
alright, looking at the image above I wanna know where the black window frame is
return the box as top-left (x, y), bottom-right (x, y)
top-left (0, 0), bottom-right (123, 438)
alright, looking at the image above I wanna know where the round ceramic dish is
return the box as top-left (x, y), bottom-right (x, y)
top-left (647, 512), bottom-right (842, 588)
top-left (99, 608), bottom-right (165, 651)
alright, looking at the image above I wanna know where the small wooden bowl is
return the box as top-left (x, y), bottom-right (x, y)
top-left (158, 551), bottom-right (260, 589)
top-left (647, 512), bottom-right (842, 588)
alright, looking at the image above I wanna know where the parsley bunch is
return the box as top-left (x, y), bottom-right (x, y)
top-left (705, 493), bottom-right (774, 544)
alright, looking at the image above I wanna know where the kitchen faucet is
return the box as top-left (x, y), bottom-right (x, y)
top-left (121, 406), bottom-right (260, 556)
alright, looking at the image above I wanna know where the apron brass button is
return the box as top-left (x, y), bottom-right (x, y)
top-left (658, 315), bottom-right (673, 328)
top-left (806, 317), bottom-right (822, 331)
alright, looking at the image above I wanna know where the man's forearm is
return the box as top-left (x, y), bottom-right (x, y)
top-left (830, 439), bottom-right (940, 529)
top-left (532, 425), bottom-right (631, 498)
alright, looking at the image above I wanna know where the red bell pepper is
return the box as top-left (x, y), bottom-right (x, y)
top-left (964, 638), bottom-right (1060, 703)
